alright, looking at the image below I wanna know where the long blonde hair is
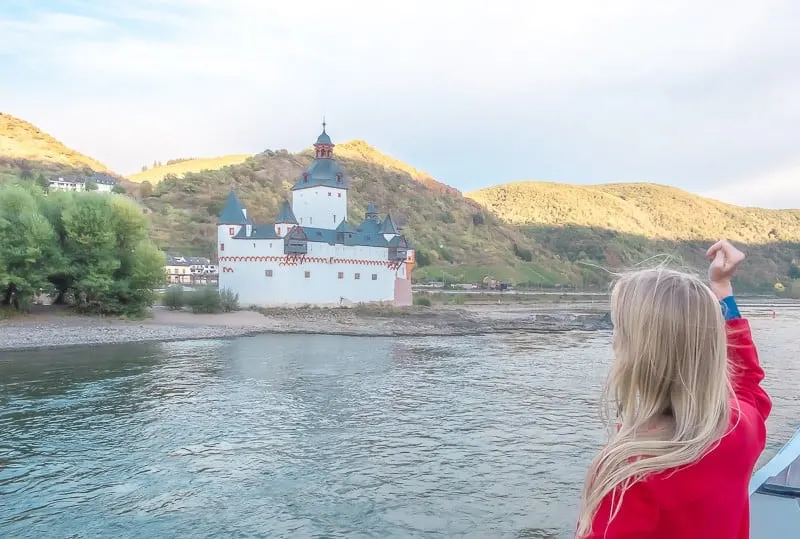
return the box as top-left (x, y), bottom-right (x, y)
top-left (576, 267), bottom-right (732, 537)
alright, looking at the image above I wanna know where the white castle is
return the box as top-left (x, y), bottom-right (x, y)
top-left (217, 124), bottom-right (415, 307)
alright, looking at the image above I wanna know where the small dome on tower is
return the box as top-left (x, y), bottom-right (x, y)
top-left (316, 130), bottom-right (332, 145)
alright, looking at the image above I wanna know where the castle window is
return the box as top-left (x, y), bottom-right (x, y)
top-left (372, 274), bottom-right (378, 281)
top-left (220, 243), bottom-right (225, 251)
top-left (328, 192), bottom-right (331, 196)
top-left (354, 273), bottom-right (360, 280)
top-left (229, 227), bottom-right (235, 235)
top-left (338, 193), bottom-right (342, 198)
top-left (333, 214), bottom-right (336, 223)
top-left (277, 226), bottom-right (281, 235)
top-left (265, 269), bottom-right (273, 277)
top-left (253, 242), bottom-right (256, 248)
top-left (309, 217), bottom-right (313, 225)
top-left (338, 272), bottom-right (344, 279)
top-left (305, 271), bottom-right (311, 279)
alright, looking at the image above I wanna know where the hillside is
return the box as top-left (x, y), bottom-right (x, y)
top-left (142, 145), bottom-right (577, 286)
top-left (129, 154), bottom-right (251, 184)
top-left (0, 112), bottom-right (111, 177)
top-left (466, 182), bottom-right (800, 289)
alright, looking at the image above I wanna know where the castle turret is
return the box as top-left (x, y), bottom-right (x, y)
top-left (290, 120), bottom-right (348, 229)
top-left (275, 200), bottom-right (298, 237)
top-left (218, 191), bottom-right (250, 252)
top-left (380, 213), bottom-right (398, 242)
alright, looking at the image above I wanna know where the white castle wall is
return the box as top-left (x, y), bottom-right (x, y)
top-left (218, 233), bottom-right (403, 307)
top-left (292, 186), bottom-right (347, 228)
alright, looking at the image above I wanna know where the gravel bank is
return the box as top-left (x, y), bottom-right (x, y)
top-left (0, 305), bottom-right (612, 351)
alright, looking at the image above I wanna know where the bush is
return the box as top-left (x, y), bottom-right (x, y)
top-left (219, 288), bottom-right (239, 312)
top-left (185, 287), bottom-right (239, 313)
top-left (112, 185), bottom-right (126, 194)
top-left (413, 296), bottom-right (431, 307)
top-left (163, 285), bottom-right (185, 310)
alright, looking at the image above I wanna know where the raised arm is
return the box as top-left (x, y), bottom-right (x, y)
top-left (707, 240), bottom-right (772, 422)
top-left (721, 297), bottom-right (772, 421)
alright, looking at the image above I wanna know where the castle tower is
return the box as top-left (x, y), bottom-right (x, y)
top-left (217, 190), bottom-right (249, 255)
top-left (274, 200), bottom-right (298, 237)
top-left (291, 120), bottom-right (348, 229)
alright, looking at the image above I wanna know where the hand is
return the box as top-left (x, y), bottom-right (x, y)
top-left (706, 239), bottom-right (745, 300)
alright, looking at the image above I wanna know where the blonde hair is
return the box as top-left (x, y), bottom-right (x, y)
top-left (576, 267), bottom-right (732, 537)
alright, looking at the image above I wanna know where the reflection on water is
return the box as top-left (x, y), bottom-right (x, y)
top-left (0, 315), bottom-right (798, 538)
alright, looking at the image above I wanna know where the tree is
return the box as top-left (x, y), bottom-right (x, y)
top-left (0, 186), bottom-right (59, 309)
top-left (141, 164), bottom-right (148, 172)
top-left (139, 181), bottom-right (153, 197)
top-left (84, 181), bottom-right (99, 191)
top-left (112, 184), bottom-right (127, 194)
top-left (36, 173), bottom-right (50, 193)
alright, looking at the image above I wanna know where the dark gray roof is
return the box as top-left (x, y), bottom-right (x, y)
top-left (233, 224), bottom-right (279, 239)
top-left (291, 158), bottom-right (349, 191)
top-left (276, 200), bottom-right (298, 224)
top-left (219, 191), bottom-right (250, 225)
top-left (366, 202), bottom-right (377, 215)
top-left (316, 129), bottom-right (332, 145)
top-left (166, 255), bottom-right (213, 266)
top-left (335, 219), bottom-right (356, 233)
top-left (228, 222), bottom-right (391, 248)
top-left (379, 214), bottom-right (398, 234)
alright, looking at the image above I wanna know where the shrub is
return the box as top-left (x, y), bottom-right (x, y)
top-left (163, 285), bottom-right (185, 310)
top-left (219, 288), bottom-right (239, 312)
top-left (413, 296), bottom-right (431, 307)
top-left (186, 287), bottom-right (222, 313)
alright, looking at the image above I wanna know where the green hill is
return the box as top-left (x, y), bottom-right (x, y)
top-left (129, 154), bottom-right (252, 184)
top-left (2, 110), bottom-right (797, 291)
top-left (0, 112), bottom-right (112, 181)
top-left (466, 182), bottom-right (800, 290)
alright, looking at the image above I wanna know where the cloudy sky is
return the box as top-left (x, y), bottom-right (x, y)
top-left (1, 0), bottom-right (798, 207)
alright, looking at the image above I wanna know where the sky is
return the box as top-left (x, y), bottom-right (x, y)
top-left (1, 0), bottom-right (798, 208)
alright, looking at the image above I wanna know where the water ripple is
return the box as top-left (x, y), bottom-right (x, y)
top-left (0, 318), bottom-right (798, 538)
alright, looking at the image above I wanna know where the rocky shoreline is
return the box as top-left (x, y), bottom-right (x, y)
top-left (0, 305), bottom-right (613, 352)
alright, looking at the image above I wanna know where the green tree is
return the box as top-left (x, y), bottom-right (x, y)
top-left (0, 186), bottom-right (59, 309)
top-left (36, 173), bottom-right (50, 193)
top-left (84, 181), bottom-right (99, 191)
top-left (112, 184), bottom-right (126, 194)
top-left (139, 181), bottom-right (153, 197)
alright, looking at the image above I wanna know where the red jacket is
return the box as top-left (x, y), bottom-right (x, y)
top-left (583, 318), bottom-right (772, 538)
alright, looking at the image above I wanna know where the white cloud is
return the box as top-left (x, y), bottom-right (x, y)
top-left (0, 0), bottom-right (798, 206)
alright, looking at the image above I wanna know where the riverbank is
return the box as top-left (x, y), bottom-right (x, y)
top-left (0, 303), bottom-right (612, 351)
top-left (3, 297), bottom-right (797, 352)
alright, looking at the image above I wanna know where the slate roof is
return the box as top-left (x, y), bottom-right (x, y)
top-left (219, 191), bottom-right (250, 224)
top-left (316, 128), bottom-right (332, 145)
top-left (335, 220), bottom-right (356, 233)
top-left (291, 158), bottom-right (349, 191)
top-left (166, 255), bottom-right (214, 266)
top-left (379, 214), bottom-right (398, 234)
top-left (233, 224), bottom-right (279, 240)
top-left (276, 200), bottom-right (298, 224)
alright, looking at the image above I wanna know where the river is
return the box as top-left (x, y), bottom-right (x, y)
top-left (1, 308), bottom-right (798, 538)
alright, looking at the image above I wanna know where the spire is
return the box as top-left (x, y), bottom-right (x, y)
top-left (276, 200), bottom-right (298, 224)
top-left (315, 118), bottom-right (333, 149)
top-left (365, 202), bottom-right (379, 221)
top-left (218, 190), bottom-right (249, 224)
top-left (380, 213), bottom-right (398, 234)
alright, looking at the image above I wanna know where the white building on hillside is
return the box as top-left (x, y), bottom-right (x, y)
top-left (217, 124), bottom-right (415, 307)
top-left (49, 173), bottom-right (118, 193)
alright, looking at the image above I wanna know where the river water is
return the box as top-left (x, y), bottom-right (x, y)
top-left (1, 309), bottom-right (798, 538)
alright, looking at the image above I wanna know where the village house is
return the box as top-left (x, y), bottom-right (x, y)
top-left (49, 173), bottom-right (118, 193)
top-left (165, 254), bottom-right (219, 285)
top-left (217, 123), bottom-right (415, 307)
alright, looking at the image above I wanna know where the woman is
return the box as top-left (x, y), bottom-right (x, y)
top-left (576, 240), bottom-right (772, 538)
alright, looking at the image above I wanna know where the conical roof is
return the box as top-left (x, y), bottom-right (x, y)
top-left (218, 191), bottom-right (249, 224)
top-left (380, 213), bottom-right (398, 234)
top-left (276, 200), bottom-right (298, 224)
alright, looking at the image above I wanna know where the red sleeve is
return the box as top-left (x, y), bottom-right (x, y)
top-left (726, 318), bottom-right (772, 422)
top-left (583, 480), bottom-right (659, 538)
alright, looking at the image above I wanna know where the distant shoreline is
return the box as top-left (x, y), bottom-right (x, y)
top-left (1, 298), bottom-right (795, 352)
top-left (0, 303), bottom-right (612, 352)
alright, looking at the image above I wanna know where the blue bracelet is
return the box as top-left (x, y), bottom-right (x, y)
top-left (720, 296), bottom-right (741, 320)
